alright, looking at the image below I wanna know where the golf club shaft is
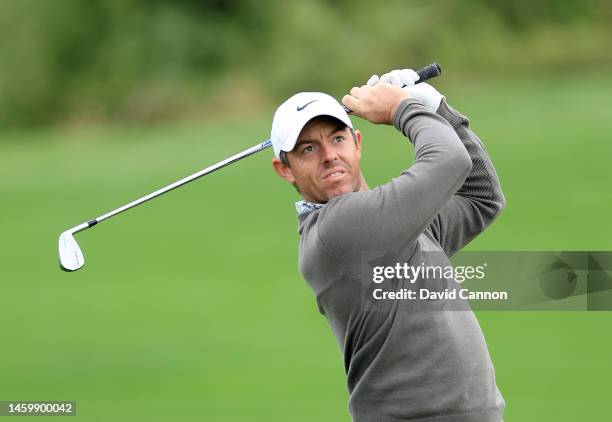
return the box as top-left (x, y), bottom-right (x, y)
top-left (71, 139), bottom-right (272, 234)
top-left (69, 62), bottom-right (441, 234)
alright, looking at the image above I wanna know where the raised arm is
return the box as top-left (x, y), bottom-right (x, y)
top-left (317, 84), bottom-right (472, 264)
top-left (427, 100), bottom-right (506, 256)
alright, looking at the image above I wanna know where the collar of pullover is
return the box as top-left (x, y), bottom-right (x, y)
top-left (296, 200), bottom-right (327, 235)
top-left (295, 200), bottom-right (326, 217)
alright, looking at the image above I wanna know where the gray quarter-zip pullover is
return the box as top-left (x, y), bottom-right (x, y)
top-left (297, 98), bottom-right (506, 422)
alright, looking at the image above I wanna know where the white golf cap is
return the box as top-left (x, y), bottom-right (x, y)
top-left (270, 92), bottom-right (353, 158)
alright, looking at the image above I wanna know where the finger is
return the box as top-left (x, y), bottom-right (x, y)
top-left (399, 69), bottom-right (419, 86)
top-left (389, 70), bottom-right (405, 87)
top-left (366, 74), bottom-right (380, 86)
top-left (403, 69), bottom-right (420, 83)
top-left (342, 94), bottom-right (359, 113)
top-left (380, 72), bottom-right (402, 87)
top-left (349, 86), bottom-right (363, 98)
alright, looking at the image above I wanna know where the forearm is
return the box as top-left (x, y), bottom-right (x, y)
top-left (436, 99), bottom-right (506, 215)
top-left (424, 100), bottom-right (506, 256)
top-left (394, 98), bottom-right (472, 178)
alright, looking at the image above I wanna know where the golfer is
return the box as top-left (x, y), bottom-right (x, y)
top-left (270, 69), bottom-right (506, 422)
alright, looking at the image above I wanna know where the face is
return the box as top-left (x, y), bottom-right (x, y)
top-left (272, 117), bottom-right (366, 203)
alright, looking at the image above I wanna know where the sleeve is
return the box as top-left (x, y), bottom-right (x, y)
top-left (316, 98), bottom-right (473, 266)
top-left (426, 99), bottom-right (506, 257)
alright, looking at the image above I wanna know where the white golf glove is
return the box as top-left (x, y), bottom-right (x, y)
top-left (366, 69), bottom-right (444, 112)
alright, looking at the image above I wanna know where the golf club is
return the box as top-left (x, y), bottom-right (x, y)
top-left (58, 63), bottom-right (442, 272)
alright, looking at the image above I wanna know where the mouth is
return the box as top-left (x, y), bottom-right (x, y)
top-left (321, 169), bottom-right (346, 181)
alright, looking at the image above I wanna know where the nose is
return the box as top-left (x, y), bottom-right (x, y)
top-left (320, 143), bottom-right (339, 165)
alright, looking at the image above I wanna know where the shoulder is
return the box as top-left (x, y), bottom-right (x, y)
top-left (315, 189), bottom-right (411, 260)
top-left (317, 189), bottom-right (386, 239)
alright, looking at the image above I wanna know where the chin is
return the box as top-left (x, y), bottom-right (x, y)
top-left (323, 185), bottom-right (354, 201)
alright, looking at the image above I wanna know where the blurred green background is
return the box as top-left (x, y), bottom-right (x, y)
top-left (1, 0), bottom-right (611, 420)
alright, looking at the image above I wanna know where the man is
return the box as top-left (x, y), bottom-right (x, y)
top-left (271, 69), bottom-right (506, 422)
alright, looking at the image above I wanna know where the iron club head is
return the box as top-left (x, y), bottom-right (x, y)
top-left (58, 230), bottom-right (85, 272)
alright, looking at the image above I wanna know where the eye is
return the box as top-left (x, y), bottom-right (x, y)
top-left (301, 145), bottom-right (315, 155)
top-left (333, 135), bottom-right (345, 143)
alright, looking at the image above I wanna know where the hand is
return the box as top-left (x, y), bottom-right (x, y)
top-left (367, 68), bottom-right (420, 87)
top-left (342, 83), bottom-right (410, 125)
top-left (366, 68), bottom-right (444, 112)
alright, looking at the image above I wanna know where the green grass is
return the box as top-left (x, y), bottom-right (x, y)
top-left (1, 74), bottom-right (611, 421)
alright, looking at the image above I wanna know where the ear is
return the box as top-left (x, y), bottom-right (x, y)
top-left (272, 157), bottom-right (296, 184)
top-left (354, 129), bottom-right (363, 160)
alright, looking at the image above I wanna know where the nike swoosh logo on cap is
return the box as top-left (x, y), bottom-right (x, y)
top-left (297, 100), bottom-right (317, 111)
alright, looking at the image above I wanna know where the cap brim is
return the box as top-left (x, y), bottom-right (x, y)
top-left (279, 113), bottom-right (353, 155)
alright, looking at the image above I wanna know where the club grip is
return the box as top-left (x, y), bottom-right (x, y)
top-left (416, 62), bottom-right (441, 82)
top-left (343, 62), bottom-right (442, 113)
